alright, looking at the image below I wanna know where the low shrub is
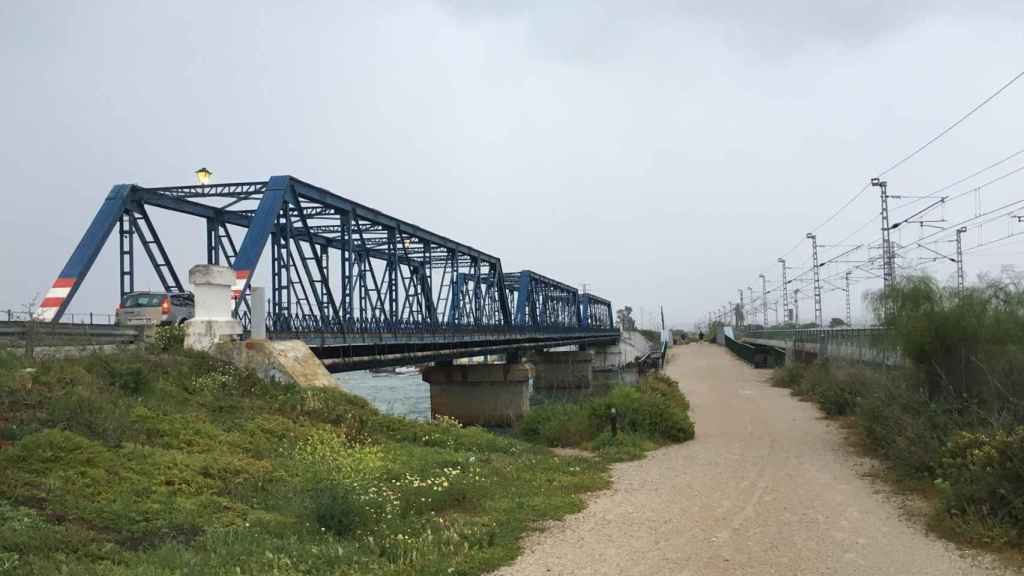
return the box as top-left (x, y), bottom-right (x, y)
top-left (773, 357), bottom-right (1023, 548)
top-left (596, 385), bottom-right (694, 443)
top-left (313, 482), bottom-right (368, 537)
top-left (151, 325), bottom-right (186, 352)
top-left (518, 402), bottom-right (595, 447)
top-left (517, 373), bottom-right (694, 460)
top-left (770, 362), bottom-right (806, 389)
top-left (773, 361), bottom-right (868, 417)
top-left (589, 432), bottom-right (656, 463)
top-left (936, 426), bottom-right (1024, 546)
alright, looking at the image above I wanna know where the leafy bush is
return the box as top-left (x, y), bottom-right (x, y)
top-left (936, 426), bottom-right (1024, 546)
top-left (518, 402), bottom-right (595, 447)
top-left (870, 273), bottom-right (1024, 416)
top-left (596, 385), bottom-right (694, 443)
top-left (517, 373), bottom-right (694, 459)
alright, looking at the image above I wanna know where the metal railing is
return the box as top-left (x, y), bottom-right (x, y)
top-left (725, 333), bottom-right (758, 364)
top-left (742, 326), bottom-right (899, 366)
top-left (259, 312), bottom-right (620, 340)
top-left (0, 321), bottom-right (144, 355)
top-left (2, 309), bottom-right (116, 325)
top-left (744, 327), bottom-right (888, 343)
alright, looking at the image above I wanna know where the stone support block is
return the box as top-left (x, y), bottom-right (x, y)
top-left (423, 363), bottom-right (533, 426)
top-left (530, 351), bottom-right (593, 389)
top-left (185, 264), bottom-right (241, 352)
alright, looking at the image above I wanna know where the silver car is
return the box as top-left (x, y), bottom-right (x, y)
top-left (116, 291), bottom-right (194, 326)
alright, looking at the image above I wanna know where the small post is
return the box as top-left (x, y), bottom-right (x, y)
top-left (251, 286), bottom-right (267, 340)
top-left (609, 407), bottom-right (618, 437)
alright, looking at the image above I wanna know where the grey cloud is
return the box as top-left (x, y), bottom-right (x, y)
top-left (436, 0), bottom-right (1024, 60)
top-left (0, 1), bottom-right (1021, 328)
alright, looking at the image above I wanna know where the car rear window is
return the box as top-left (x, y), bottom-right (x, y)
top-left (123, 294), bottom-right (167, 308)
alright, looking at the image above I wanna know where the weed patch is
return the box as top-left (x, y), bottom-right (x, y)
top-left (0, 349), bottom-right (608, 575)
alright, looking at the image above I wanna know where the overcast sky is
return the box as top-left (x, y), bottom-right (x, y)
top-left (2, 1), bottom-right (1023, 328)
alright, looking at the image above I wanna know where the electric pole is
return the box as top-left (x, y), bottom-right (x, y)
top-left (738, 289), bottom-right (744, 327)
top-left (793, 288), bottom-right (801, 325)
top-left (759, 274), bottom-right (767, 328)
top-left (747, 286), bottom-right (754, 325)
top-left (844, 270), bottom-right (852, 326)
top-left (807, 233), bottom-right (823, 327)
top-left (872, 178), bottom-right (895, 319)
top-left (777, 257), bottom-right (788, 323)
top-left (956, 226), bottom-right (967, 296)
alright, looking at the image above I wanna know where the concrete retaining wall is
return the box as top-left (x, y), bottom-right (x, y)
top-left (592, 330), bottom-right (651, 370)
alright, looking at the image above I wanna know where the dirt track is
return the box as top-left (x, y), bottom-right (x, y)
top-left (494, 343), bottom-right (1010, 575)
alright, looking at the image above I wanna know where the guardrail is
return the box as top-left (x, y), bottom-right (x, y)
top-left (725, 333), bottom-right (758, 363)
top-left (0, 321), bottom-right (144, 355)
top-left (741, 327), bottom-right (899, 366)
top-left (744, 327), bottom-right (888, 342)
top-left (723, 332), bottom-right (785, 368)
top-left (1, 309), bottom-right (117, 324)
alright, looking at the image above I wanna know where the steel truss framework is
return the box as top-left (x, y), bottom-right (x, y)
top-left (38, 176), bottom-right (615, 343)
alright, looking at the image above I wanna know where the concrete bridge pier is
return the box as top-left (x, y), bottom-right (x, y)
top-left (422, 361), bottom-right (533, 426)
top-left (529, 350), bottom-right (593, 389)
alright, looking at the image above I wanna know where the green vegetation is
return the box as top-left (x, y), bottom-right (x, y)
top-left (517, 373), bottom-right (695, 462)
top-left (772, 273), bottom-right (1024, 549)
top-left (0, 343), bottom-right (611, 575)
top-left (636, 329), bottom-right (662, 349)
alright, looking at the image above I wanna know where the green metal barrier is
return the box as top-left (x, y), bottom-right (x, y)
top-left (742, 327), bottom-right (896, 366)
top-left (724, 331), bottom-right (786, 368)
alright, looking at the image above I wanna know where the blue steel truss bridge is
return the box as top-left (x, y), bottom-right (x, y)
top-left (37, 176), bottom-right (619, 370)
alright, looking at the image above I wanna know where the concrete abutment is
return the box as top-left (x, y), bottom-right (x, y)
top-left (529, 350), bottom-right (593, 389)
top-left (422, 362), bottom-right (533, 426)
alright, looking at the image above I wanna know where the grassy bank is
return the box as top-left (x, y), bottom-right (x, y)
top-left (771, 274), bottom-right (1024, 550)
top-left (517, 373), bottom-right (695, 462)
top-left (0, 344), bottom-right (610, 575)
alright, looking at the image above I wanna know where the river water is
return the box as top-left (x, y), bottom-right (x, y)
top-left (335, 368), bottom-right (639, 421)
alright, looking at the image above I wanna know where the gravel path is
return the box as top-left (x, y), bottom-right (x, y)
top-left (494, 343), bottom-right (1011, 575)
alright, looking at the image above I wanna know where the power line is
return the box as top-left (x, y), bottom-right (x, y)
top-left (721, 69), bottom-right (1024, 323)
top-left (749, 71), bottom-right (1024, 289)
top-left (807, 69), bottom-right (1024, 246)
top-left (809, 183), bottom-right (872, 237)
top-left (814, 159), bottom-right (1024, 283)
top-left (897, 199), bottom-right (1024, 251)
top-left (876, 68), bottom-right (1024, 177)
top-left (892, 146), bottom-right (1024, 212)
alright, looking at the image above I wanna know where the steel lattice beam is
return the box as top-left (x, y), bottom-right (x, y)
top-left (36, 176), bottom-right (616, 341)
